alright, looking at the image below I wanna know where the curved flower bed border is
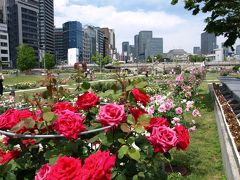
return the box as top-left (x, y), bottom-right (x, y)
top-left (211, 83), bottom-right (240, 179)
top-left (0, 125), bottom-right (112, 139)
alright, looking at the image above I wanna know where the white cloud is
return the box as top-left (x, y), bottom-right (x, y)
top-left (54, 0), bottom-right (224, 53)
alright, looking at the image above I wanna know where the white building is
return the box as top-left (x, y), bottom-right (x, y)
top-left (205, 48), bottom-right (224, 61)
top-left (68, 48), bottom-right (79, 66)
top-left (0, 23), bottom-right (10, 68)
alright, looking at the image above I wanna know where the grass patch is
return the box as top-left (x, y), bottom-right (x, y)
top-left (168, 73), bottom-right (225, 179)
top-left (4, 75), bottom-right (44, 85)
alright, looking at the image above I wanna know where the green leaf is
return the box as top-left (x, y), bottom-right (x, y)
top-left (49, 156), bottom-right (58, 165)
top-left (138, 172), bottom-right (145, 178)
top-left (118, 138), bottom-right (126, 144)
top-left (82, 81), bottom-right (91, 90)
top-left (127, 137), bottom-right (135, 145)
top-left (24, 118), bottom-right (36, 129)
top-left (127, 115), bottom-right (136, 125)
top-left (118, 145), bottom-right (129, 159)
top-left (88, 134), bottom-right (100, 143)
top-left (133, 175), bottom-right (138, 180)
top-left (120, 123), bottom-right (131, 133)
top-left (135, 124), bottom-right (145, 133)
top-left (115, 174), bottom-right (126, 180)
top-left (43, 112), bottom-right (55, 122)
top-left (99, 133), bottom-right (113, 147)
top-left (136, 81), bottom-right (148, 89)
top-left (5, 172), bottom-right (16, 180)
top-left (163, 152), bottom-right (172, 160)
top-left (126, 85), bottom-right (134, 91)
top-left (138, 114), bottom-right (151, 126)
top-left (11, 121), bottom-right (24, 132)
top-left (128, 149), bottom-right (140, 162)
top-left (37, 121), bottom-right (46, 129)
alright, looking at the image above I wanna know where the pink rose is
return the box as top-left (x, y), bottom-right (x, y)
top-left (146, 126), bottom-right (177, 153)
top-left (47, 156), bottom-right (82, 180)
top-left (53, 102), bottom-right (76, 114)
top-left (35, 164), bottom-right (51, 180)
top-left (158, 104), bottom-right (166, 113)
top-left (175, 107), bottom-right (183, 115)
top-left (97, 104), bottom-right (126, 127)
top-left (192, 109), bottom-right (201, 117)
top-left (176, 74), bottom-right (184, 82)
top-left (80, 151), bottom-right (116, 180)
top-left (53, 110), bottom-right (86, 139)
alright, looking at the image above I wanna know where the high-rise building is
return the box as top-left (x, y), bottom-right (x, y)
top-left (134, 35), bottom-right (139, 61)
top-left (96, 28), bottom-right (104, 56)
top-left (54, 28), bottom-right (64, 65)
top-left (138, 31), bottom-right (152, 61)
top-left (63, 21), bottom-right (83, 62)
top-left (193, 47), bottom-right (201, 55)
top-left (0, 23), bottom-right (10, 68)
top-left (201, 32), bottom-right (217, 55)
top-left (100, 28), bottom-right (116, 60)
top-left (0, 0), bottom-right (6, 23)
top-left (39, 0), bottom-right (54, 55)
top-left (236, 45), bottom-right (240, 55)
top-left (6, 0), bottom-right (39, 68)
top-left (122, 42), bottom-right (129, 63)
top-left (145, 38), bottom-right (163, 58)
top-left (84, 26), bottom-right (97, 63)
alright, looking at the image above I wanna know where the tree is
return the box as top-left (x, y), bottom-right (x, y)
top-left (44, 53), bottom-right (55, 70)
top-left (17, 44), bottom-right (36, 71)
top-left (189, 55), bottom-right (205, 62)
top-left (91, 53), bottom-right (110, 67)
top-left (171, 0), bottom-right (240, 49)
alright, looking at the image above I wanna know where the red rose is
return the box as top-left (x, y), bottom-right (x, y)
top-left (53, 102), bottom-right (76, 114)
top-left (129, 106), bottom-right (147, 122)
top-left (97, 104), bottom-right (126, 127)
top-left (145, 117), bottom-right (169, 132)
top-left (146, 126), bottom-right (177, 153)
top-left (174, 125), bottom-right (190, 151)
top-left (22, 139), bottom-right (36, 146)
top-left (131, 88), bottom-right (149, 106)
top-left (47, 156), bottom-right (82, 180)
top-left (0, 109), bottom-right (34, 130)
top-left (53, 110), bottom-right (86, 139)
top-left (35, 163), bottom-right (51, 180)
top-left (81, 151), bottom-right (116, 180)
top-left (0, 149), bottom-right (20, 165)
top-left (75, 92), bottom-right (99, 110)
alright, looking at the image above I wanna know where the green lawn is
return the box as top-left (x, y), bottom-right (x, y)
top-left (168, 74), bottom-right (225, 179)
top-left (4, 75), bottom-right (44, 85)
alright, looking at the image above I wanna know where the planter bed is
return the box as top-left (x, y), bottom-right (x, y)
top-left (210, 83), bottom-right (240, 179)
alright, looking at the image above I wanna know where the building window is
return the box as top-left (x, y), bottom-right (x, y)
top-left (0, 42), bottom-right (7, 47)
top-left (1, 57), bottom-right (8, 62)
top-left (1, 50), bottom-right (8, 54)
top-left (0, 35), bottom-right (7, 39)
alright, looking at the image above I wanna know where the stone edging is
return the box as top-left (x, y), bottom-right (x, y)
top-left (209, 84), bottom-right (240, 180)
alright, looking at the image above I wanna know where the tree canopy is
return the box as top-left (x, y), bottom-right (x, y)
top-left (17, 44), bottom-right (36, 71)
top-left (91, 53), bottom-right (110, 67)
top-left (171, 0), bottom-right (240, 48)
top-left (44, 53), bottom-right (55, 70)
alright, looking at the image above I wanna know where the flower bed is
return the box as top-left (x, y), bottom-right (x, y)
top-left (0, 67), bottom-right (205, 179)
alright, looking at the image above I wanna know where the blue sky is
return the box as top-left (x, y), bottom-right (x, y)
top-left (54, 0), bottom-right (239, 53)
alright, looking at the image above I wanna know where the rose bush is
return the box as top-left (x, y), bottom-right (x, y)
top-left (0, 67), bottom-right (205, 179)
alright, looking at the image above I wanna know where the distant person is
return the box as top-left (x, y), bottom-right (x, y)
top-left (0, 73), bottom-right (4, 96)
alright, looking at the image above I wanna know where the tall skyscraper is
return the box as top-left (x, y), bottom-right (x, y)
top-left (6, 0), bottom-right (39, 68)
top-left (134, 35), bottom-right (139, 61)
top-left (236, 45), bottom-right (240, 55)
top-left (54, 28), bottom-right (64, 65)
top-left (193, 47), bottom-right (201, 55)
top-left (138, 31), bottom-right (152, 61)
top-left (122, 42), bottom-right (129, 63)
top-left (63, 21), bottom-right (83, 62)
top-left (84, 26), bottom-right (97, 63)
top-left (39, 0), bottom-right (54, 55)
top-left (201, 32), bottom-right (217, 55)
top-left (145, 38), bottom-right (163, 58)
top-left (100, 28), bottom-right (116, 59)
top-left (0, 0), bottom-right (6, 23)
